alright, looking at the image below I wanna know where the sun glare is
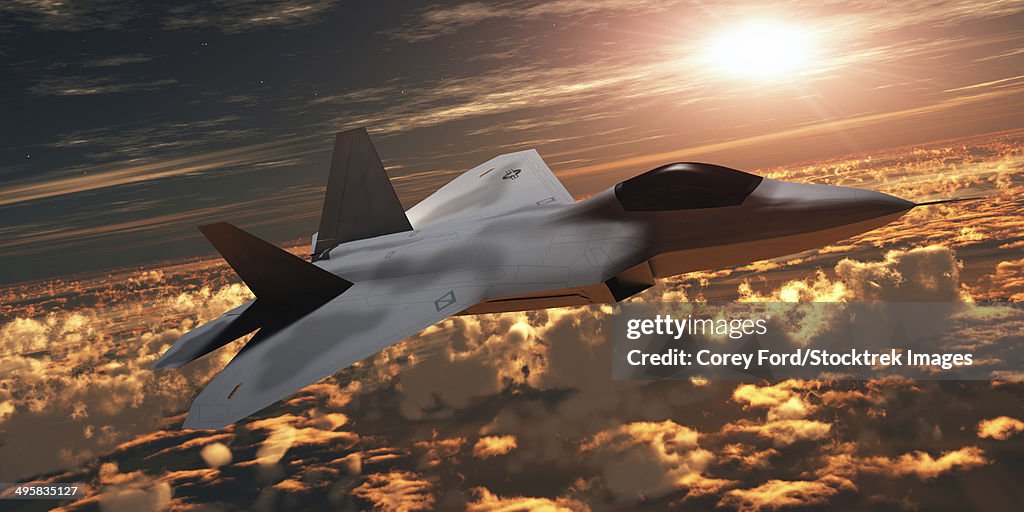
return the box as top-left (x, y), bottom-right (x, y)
top-left (707, 21), bottom-right (814, 80)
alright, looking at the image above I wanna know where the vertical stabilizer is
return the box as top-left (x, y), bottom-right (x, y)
top-left (312, 128), bottom-right (412, 259)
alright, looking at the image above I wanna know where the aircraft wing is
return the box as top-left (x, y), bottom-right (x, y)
top-left (406, 149), bottom-right (574, 228)
top-left (182, 279), bottom-right (489, 429)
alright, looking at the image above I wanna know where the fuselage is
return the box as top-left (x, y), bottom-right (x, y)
top-left (315, 163), bottom-right (914, 314)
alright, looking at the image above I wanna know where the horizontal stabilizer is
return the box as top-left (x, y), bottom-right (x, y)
top-left (199, 222), bottom-right (352, 302)
top-left (312, 128), bottom-right (412, 259)
top-left (151, 295), bottom-right (335, 369)
top-left (151, 301), bottom-right (261, 369)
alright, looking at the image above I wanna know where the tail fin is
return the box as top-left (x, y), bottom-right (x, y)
top-left (311, 128), bottom-right (413, 260)
top-left (199, 222), bottom-right (352, 302)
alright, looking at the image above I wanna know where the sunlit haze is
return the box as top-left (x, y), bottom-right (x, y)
top-left (707, 21), bottom-right (815, 79)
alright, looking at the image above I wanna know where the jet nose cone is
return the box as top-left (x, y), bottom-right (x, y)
top-left (855, 188), bottom-right (916, 217)
top-left (746, 179), bottom-right (914, 234)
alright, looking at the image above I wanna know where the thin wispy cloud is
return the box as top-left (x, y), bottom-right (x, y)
top-left (29, 75), bottom-right (178, 96)
top-left (0, 0), bottom-right (139, 32)
top-left (43, 115), bottom-right (257, 161)
top-left (389, 0), bottom-right (1024, 42)
top-left (0, 137), bottom-right (316, 207)
top-left (1, 0), bottom-right (342, 33)
top-left (81, 53), bottom-right (153, 68)
top-left (162, 0), bottom-right (341, 33)
top-left (387, 0), bottom-right (690, 42)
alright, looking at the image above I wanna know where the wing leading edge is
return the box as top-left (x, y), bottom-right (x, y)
top-left (182, 281), bottom-right (489, 430)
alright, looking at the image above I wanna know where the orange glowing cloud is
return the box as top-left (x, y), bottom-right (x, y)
top-left (977, 416), bottom-right (1024, 440)
top-left (722, 419), bottom-right (832, 447)
top-left (351, 471), bottom-right (435, 512)
top-left (579, 420), bottom-right (731, 502)
top-left (822, 446), bottom-right (990, 480)
top-left (719, 478), bottom-right (850, 512)
top-left (466, 487), bottom-right (590, 512)
top-left (472, 435), bottom-right (518, 459)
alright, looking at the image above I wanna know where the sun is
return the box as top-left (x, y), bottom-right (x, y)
top-left (706, 21), bottom-right (814, 80)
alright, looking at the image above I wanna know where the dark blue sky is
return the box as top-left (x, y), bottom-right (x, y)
top-left (2, 0), bottom-right (1022, 284)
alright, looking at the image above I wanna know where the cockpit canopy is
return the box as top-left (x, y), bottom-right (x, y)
top-left (614, 162), bottom-right (763, 211)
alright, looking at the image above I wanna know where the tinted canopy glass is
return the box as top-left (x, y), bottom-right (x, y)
top-left (614, 162), bottom-right (763, 211)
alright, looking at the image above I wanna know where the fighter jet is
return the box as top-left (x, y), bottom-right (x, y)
top-left (153, 127), bottom-right (921, 429)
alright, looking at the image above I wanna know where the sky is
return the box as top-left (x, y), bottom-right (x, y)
top-left (1, 2), bottom-right (1024, 510)
top-left (1, 0), bottom-right (1023, 284)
